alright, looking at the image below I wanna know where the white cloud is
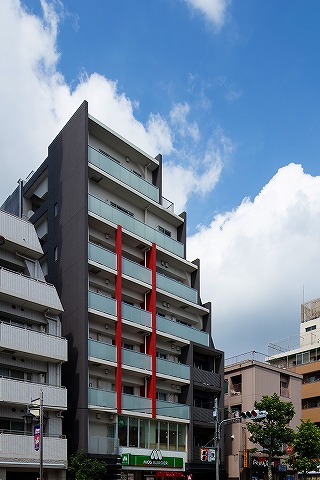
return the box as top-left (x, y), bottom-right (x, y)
top-left (184, 0), bottom-right (228, 28)
top-left (169, 103), bottom-right (200, 141)
top-left (0, 0), bottom-right (224, 215)
top-left (163, 127), bottom-right (234, 213)
top-left (187, 164), bottom-right (320, 357)
top-left (0, 0), bottom-right (174, 202)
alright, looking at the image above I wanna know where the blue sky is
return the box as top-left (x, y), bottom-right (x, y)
top-left (1, 0), bottom-right (320, 357)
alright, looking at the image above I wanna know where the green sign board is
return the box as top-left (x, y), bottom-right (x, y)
top-left (122, 453), bottom-right (183, 468)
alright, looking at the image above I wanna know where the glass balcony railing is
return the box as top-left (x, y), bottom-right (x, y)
top-left (122, 393), bottom-right (151, 414)
top-left (88, 339), bottom-right (116, 363)
top-left (122, 302), bottom-right (152, 328)
top-left (88, 195), bottom-right (184, 258)
top-left (156, 358), bottom-right (190, 380)
top-left (122, 257), bottom-right (151, 284)
top-left (156, 315), bottom-right (209, 347)
top-left (88, 242), bottom-right (116, 270)
top-left (88, 146), bottom-right (159, 202)
top-left (122, 348), bottom-right (152, 371)
top-left (88, 387), bottom-right (116, 409)
top-left (156, 273), bottom-right (197, 303)
top-left (156, 400), bottom-right (189, 420)
top-left (88, 291), bottom-right (117, 317)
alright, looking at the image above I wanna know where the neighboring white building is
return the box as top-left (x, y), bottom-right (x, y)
top-left (0, 210), bottom-right (67, 480)
top-left (269, 297), bottom-right (320, 426)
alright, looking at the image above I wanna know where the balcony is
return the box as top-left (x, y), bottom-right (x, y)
top-left (192, 406), bottom-right (215, 424)
top-left (122, 393), bottom-right (151, 414)
top-left (0, 322), bottom-right (67, 362)
top-left (88, 242), bottom-right (116, 270)
top-left (0, 432), bottom-right (67, 465)
top-left (122, 302), bottom-right (152, 328)
top-left (0, 267), bottom-right (63, 314)
top-left (88, 194), bottom-right (184, 258)
top-left (157, 273), bottom-right (197, 304)
top-left (88, 290), bottom-right (117, 317)
top-left (122, 348), bottom-right (152, 371)
top-left (156, 400), bottom-right (189, 420)
top-left (88, 243), bottom-right (152, 285)
top-left (0, 210), bottom-right (43, 257)
top-left (230, 383), bottom-right (242, 396)
top-left (88, 387), bottom-right (116, 409)
top-left (88, 435), bottom-right (117, 455)
top-left (88, 146), bottom-right (159, 202)
top-left (0, 378), bottom-right (67, 409)
top-left (156, 357), bottom-right (190, 380)
top-left (88, 292), bottom-right (152, 329)
top-left (192, 368), bottom-right (221, 389)
top-left (88, 339), bottom-right (116, 363)
top-left (89, 339), bottom-right (151, 371)
top-left (156, 315), bottom-right (209, 346)
top-left (123, 257), bottom-right (151, 285)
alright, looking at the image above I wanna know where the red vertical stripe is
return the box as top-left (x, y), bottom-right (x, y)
top-left (146, 243), bottom-right (157, 417)
top-left (115, 226), bottom-right (122, 413)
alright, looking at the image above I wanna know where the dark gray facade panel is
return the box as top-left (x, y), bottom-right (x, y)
top-left (46, 100), bottom-right (89, 454)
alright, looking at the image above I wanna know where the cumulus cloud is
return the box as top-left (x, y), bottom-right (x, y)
top-left (0, 0), bottom-right (174, 201)
top-left (187, 164), bottom-right (320, 357)
top-left (184, 0), bottom-right (228, 28)
top-left (163, 127), bottom-right (234, 213)
top-left (0, 0), bottom-right (226, 216)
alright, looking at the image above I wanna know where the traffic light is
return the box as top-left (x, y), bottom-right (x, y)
top-left (241, 409), bottom-right (267, 421)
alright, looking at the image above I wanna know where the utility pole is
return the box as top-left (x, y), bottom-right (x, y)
top-left (213, 397), bottom-right (220, 480)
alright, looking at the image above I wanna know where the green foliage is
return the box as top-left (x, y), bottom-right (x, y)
top-left (246, 393), bottom-right (295, 480)
top-left (68, 450), bottom-right (107, 480)
top-left (293, 420), bottom-right (320, 477)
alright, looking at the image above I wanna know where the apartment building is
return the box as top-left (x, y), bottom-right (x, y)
top-left (268, 297), bottom-right (320, 426)
top-left (0, 210), bottom-right (67, 480)
top-left (224, 352), bottom-right (302, 480)
top-left (2, 101), bottom-right (224, 480)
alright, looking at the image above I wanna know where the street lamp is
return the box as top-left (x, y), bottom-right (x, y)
top-left (27, 391), bottom-right (46, 480)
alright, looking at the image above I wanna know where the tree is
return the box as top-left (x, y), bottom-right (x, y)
top-left (246, 393), bottom-right (295, 480)
top-left (68, 450), bottom-right (107, 480)
top-left (292, 420), bottom-right (320, 478)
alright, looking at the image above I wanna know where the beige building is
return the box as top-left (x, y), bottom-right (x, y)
top-left (224, 352), bottom-right (302, 480)
top-left (269, 297), bottom-right (320, 426)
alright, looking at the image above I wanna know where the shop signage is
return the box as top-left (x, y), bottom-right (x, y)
top-left (122, 450), bottom-right (183, 468)
top-left (34, 425), bottom-right (40, 451)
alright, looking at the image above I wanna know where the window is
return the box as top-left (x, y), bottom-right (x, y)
top-left (156, 391), bottom-right (167, 401)
top-left (123, 385), bottom-right (134, 395)
top-left (306, 325), bottom-right (316, 332)
top-left (123, 343), bottom-right (134, 351)
top-left (110, 201), bottom-right (134, 217)
top-left (224, 379), bottom-right (228, 394)
top-left (158, 225), bottom-right (171, 237)
top-left (99, 149), bottom-right (120, 164)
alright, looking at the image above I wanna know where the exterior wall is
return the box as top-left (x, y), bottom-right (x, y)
top-left (224, 358), bottom-right (302, 480)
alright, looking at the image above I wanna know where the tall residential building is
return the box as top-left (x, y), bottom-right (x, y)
top-left (268, 297), bottom-right (320, 426)
top-left (0, 210), bottom-right (67, 480)
top-left (224, 351), bottom-right (302, 480)
top-left (2, 101), bottom-right (224, 480)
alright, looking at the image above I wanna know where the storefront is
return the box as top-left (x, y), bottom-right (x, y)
top-left (121, 450), bottom-right (186, 480)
